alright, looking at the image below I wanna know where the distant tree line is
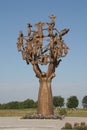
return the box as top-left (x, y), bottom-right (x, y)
top-left (0, 99), bottom-right (37, 109)
top-left (0, 95), bottom-right (87, 109)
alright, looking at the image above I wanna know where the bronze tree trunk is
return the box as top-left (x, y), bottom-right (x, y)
top-left (38, 76), bottom-right (53, 115)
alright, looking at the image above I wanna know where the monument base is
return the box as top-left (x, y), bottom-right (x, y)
top-left (22, 113), bottom-right (63, 120)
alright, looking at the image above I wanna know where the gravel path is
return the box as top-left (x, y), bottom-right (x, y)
top-left (0, 117), bottom-right (87, 130)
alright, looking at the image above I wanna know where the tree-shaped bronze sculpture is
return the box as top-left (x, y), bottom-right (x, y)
top-left (17, 15), bottom-right (69, 116)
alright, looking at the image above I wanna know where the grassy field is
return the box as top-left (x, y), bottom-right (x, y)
top-left (67, 109), bottom-right (87, 117)
top-left (0, 109), bottom-right (36, 117)
top-left (0, 108), bottom-right (87, 117)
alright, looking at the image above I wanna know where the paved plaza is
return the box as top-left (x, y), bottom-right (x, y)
top-left (0, 117), bottom-right (87, 130)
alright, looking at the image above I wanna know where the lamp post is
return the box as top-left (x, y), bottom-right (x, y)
top-left (17, 15), bottom-right (69, 116)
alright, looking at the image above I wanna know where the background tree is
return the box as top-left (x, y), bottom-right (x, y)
top-left (66, 96), bottom-right (79, 108)
top-left (82, 96), bottom-right (87, 108)
top-left (22, 99), bottom-right (37, 108)
top-left (0, 99), bottom-right (37, 109)
top-left (53, 96), bottom-right (64, 108)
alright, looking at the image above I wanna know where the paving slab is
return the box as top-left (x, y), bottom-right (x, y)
top-left (0, 117), bottom-right (87, 130)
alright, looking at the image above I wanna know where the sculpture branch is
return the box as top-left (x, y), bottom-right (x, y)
top-left (47, 59), bottom-right (62, 80)
top-left (32, 62), bottom-right (42, 78)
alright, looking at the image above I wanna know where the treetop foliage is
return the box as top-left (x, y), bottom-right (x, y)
top-left (66, 96), bottom-right (79, 108)
top-left (53, 96), bottom-right (64, 108)
top-left (82, 95), bottom-right (87, 108)
top-left (0, 99), bottom-right (37, 109)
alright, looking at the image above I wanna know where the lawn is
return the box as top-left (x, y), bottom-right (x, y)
top-left (67, 109), bottom-right (87, 117)
top-left (0, 108), bottom-right (36, 117)
top-left (0, 108), bottom-right (87, 117)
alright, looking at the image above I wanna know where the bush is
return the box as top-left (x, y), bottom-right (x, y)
top-left (74, 122), bottom-right (87, 130)
top-left (59, 108), bottom-right (67, 116)
top-left (62, 122), bottom-right (87, 130)
top-left (62, 122), bottom-right (72, 129)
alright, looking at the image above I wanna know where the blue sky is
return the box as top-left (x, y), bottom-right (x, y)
top-left (0, 0), bottom-right (87, 107)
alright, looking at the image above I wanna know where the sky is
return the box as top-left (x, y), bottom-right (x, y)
top-left (0, 0), bottom-right (87, 107)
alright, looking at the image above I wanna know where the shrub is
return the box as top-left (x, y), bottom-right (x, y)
top-left (62, 122), bottom-right (72, 129)
top-left (62, 122), bottom-right (87, 130)
top-left (74, 122), bottom-right (87, 130)
top-left (59, 108), bottom-right (67, 116)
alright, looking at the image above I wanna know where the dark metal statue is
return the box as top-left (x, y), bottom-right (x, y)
top-left (17, 15), bottom-right (69, 115)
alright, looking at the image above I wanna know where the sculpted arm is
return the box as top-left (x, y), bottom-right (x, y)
top-left (47, 59), bottom-right (61, 80)
top-left (32, 62), bottom-right (42, 78)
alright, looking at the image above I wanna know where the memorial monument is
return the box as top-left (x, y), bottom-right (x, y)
top-left (17, 15), bottom-right (69, 116)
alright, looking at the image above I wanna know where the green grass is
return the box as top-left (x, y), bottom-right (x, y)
top-left (54, 108), bottom-right (87, 117)
top-left (67, 109), bottom-right (87, 117)
top-left (0, 108), bottom-right (87, 117)
top-left (0, 108), bottom-right (36, 117)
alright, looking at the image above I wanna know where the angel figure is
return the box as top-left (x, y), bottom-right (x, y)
top-left (35, 22), bottom-right (45, 37)
top-left (27, 23), bottom-right (32, 36)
